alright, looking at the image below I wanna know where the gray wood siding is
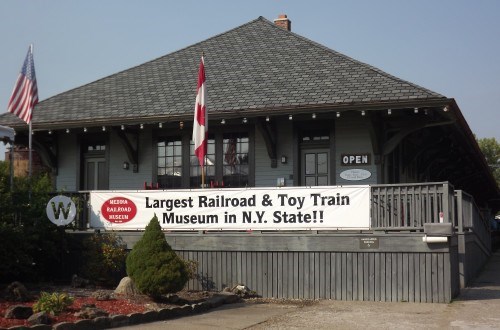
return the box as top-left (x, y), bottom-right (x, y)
top-left (117, 232), bottom-right (454, 303)
top-left (254, 120), bottom-right (293, 187)
top-left (335, 114), bottom-right (378, 185)
top-left (175, 250), bottom-right (452, 303)
top-left (55, 134), bottom-right (78, 191)
top-left (109, 130), bottom-right (153, 190)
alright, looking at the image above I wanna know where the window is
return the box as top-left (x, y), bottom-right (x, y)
top-left (157, 137), bottom-right (182, 188)
top-left (190, 137), bottom-right (215, 188)
top-left (222, 133), bottom-right (249, 187)
top-left (157, 131), bottom-right (251, 189)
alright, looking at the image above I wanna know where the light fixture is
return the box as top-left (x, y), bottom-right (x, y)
top-left (289, 114), bottom-right (293, 120)
top-left (221, 119), bottom-right (226, 124)
top-left (179, 121), bottom-right (184, 129)
top-left (32, 130), bottom-right (35, 135)
top-left (159, 122), bottom-right (163, 128)
top-left (387, 109), bottom-right (392, 115)
top-left (424, 109), bottom-right (428, 115)
top-left (265, 116), bottom-right (270, 122)
top-left (48, 130), bottom-right (52, 135)
top-left (83, 127), bottom-right (87, 132)
top-left (312, 113), bottom-right (316, 119)
top-left (281, 155), bottom-right (288, 164)
top-left (361, 111), bottom-right (365, 116)
top-left (123, 161), bottom-right (129, 170)
top-left (121, 125), bottom-right (125, 130)
top-left (443, 106), bottom-right (449, 112)
top-left (242, 117), bottom-right (247, 124)
top-left (414, 108), bottom-right (419, 114)
top-left (66, 129), bottom-right (70, 134)
top-left (336, 112), bottom-right (340, 118)
top-left (140, 123), bottom-right (144, 129)
top-left (102, 126), bottom-right (106, 131)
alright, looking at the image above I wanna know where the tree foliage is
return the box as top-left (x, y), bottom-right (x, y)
top-left (0, 160), bottom-right (70, 282)
top-left (477, 137), bottom-right (500, 188)
top-left (126, 214), bottom-right (188, 298)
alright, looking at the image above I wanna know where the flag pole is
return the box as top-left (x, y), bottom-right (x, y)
top-left (29, 44), bottom-right (33, 182)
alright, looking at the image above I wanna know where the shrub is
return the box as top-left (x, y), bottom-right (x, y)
top-left (81, 233), bottom-right (127, 286)
top-left (33, 292), bottom-right (74, 315)
top-left (126, 214), bottom-right (188, 298)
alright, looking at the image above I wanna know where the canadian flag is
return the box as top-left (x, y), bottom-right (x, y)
top-left (192, 56), bottom-right (207, 167)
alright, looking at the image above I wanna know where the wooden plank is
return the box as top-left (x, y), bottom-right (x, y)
top-left (346, 252), bottom-right (353, 301)
top-left (315, 252), bottom-right (321, 299)
top-left (408, 253), bottom-right (415, 302)
top-left (374, 253), bottom-right (381, 302)
top-left (293, 252), bottom-right (299, 299)
top-left (342, 253), bottom-right (348, 300)
top-left (391, 253), bottom-right (398, 302)
top-left (256, 252), bottom-right (263, 296)
top-left (364, 253), bottom-right (370, 301)
top-left (369, 253), bottom-right (375, 301)
top-left (438, 253), bottom-right (444, 303)
top-left (380, 253), bottom-right (386, 302)
top-left (397, 253), bottom-right (403, 301)
top-left (326, 252), bottom-right (332, 299)
top-left (335, 252), bottom-right (342, 300)
top-left (432, 253), bottom-right (438, 303)
top-left (262, 252), bottom-right (268, 297)
top-left (352, 253), bottom-right (358, 300)
top-left (318, 253), bottom-right (325, 299)
top-left (425, 253), bottom-right (432, 303)
top-left (403, 253), bottom-right (409, 302)
top-left (276, 252), bottom-right (282, 299)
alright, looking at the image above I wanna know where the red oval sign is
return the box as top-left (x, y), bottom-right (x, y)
top-left (101, 197), bottom-right (137, 224)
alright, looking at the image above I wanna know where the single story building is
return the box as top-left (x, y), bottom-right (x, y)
top-left (1, 15), bottom-right (498, 302)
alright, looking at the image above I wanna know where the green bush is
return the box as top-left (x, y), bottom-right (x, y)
top-left (33, 292), bottom-right (74, 315)
top-left (0, 161), bottom-right (70, 282)
top-left (81, 233), bottom-right (127, 286)
top-left (126, 214), bottom-right (188, 298)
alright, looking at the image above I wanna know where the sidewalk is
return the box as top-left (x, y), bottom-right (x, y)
top-left (122, 250), bottom-right (500, 329)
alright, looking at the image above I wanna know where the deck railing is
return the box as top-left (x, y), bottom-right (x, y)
top-left (455, 190), bottom-right (491, 252)
top-left (370, 182), bottom-right (455, 231)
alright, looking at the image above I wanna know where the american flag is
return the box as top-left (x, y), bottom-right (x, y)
top-left (192, 56), bottom-right (207, 167)
top-left (7, 46), bottom-right (38, 124)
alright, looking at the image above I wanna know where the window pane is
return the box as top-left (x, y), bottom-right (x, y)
top-left (305, 176), bottom-right (316, 186)
top-left (317, 153), bottom-right (328, 174)
top-left (317, 176), bottom-right (328, 186)
top-left (305, 153), bottom-right (316, 175)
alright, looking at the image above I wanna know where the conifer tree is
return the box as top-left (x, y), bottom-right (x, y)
top-left (126, 214), bottom-right (188, 297)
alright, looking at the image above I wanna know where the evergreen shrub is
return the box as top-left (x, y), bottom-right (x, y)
top-left (126, 214), bottom-right (188, 298)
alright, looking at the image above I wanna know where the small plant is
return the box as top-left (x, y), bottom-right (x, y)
top-left (183, 259), bottom-right (199, 280)
top-left (33, 292), bottom-right (74, 315)
top-left (81, 232), bottom-right (127, 286)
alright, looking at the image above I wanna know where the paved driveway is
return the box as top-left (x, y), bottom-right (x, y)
top-left (122, 250), bottom-right (500, 329)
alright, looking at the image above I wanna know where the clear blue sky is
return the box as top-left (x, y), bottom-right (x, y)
top-left (1, 0), bottom-right (499, 160)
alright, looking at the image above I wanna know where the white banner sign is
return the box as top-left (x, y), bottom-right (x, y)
top-left (90, 186), bottom-right (370, 231)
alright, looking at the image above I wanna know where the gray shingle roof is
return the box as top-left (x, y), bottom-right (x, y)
top-left (0, 16), bottom-right (445, 128)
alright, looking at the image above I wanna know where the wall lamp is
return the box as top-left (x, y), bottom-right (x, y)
top-left (123, 161), bottom-right (130, 170)
top-left (361, 111), bottom-right (366, 116)
top-left (281, 155), bottom-right (288, 164)
top-left (159, 122), bottom-right (163, 128)
top-left (414, 108), bottom-right (419, 114)
top-left (266, 116), bottom-right (270, 122)
top-left (387, 109), bottom-right (392, 115)
top-left (102, 126), bottom-right (106, 131)
top-left (289, 114), bottom-right (293, 120)
top-left (242, 118), bottom-right (248, 124)
top-left (312, 113), bottom-right (316, 119)
top-left (336, 112), bottom-right (340, 118)
top-left (221, 119), bottom-right (226, 124)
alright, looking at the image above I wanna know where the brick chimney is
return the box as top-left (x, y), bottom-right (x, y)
top-left (274, 14), bottom-right (291, 31)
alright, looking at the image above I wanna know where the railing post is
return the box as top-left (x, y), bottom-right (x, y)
top-left (443, 182), bottom-right (450, 223)
top-left (456, 190), bottom-right (463, 233)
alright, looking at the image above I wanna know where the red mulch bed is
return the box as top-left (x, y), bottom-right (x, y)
top-left (0, 287), bottom-right (212, 328)
top-left (0, 295), bottom-right (147, 328)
